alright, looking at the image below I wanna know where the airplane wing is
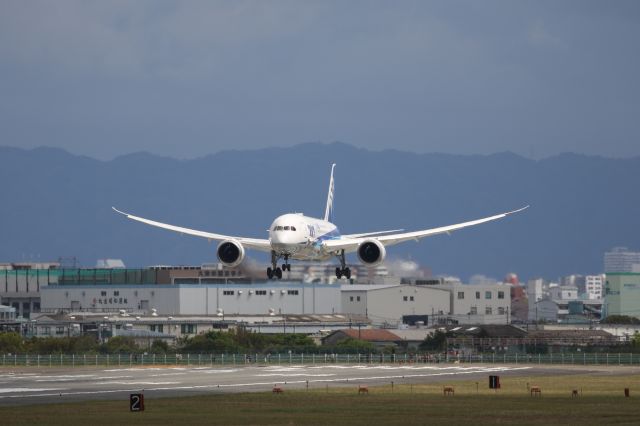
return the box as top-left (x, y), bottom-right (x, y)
top-left (341, 229), bottom-right (405, 239)
top-left (322, 206), bottom-right (529, 253)
top-left (112, 207), bottom-right (272, 252)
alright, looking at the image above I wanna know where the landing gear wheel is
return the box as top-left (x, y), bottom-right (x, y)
top-left (335, 267), bottom-right (342, 279)
top-left (344, 267), bottom-right (351, 280)
top-left (267, 267), bottom-right (274, 280)
top-left (275, 267), bottom-right (283, 279)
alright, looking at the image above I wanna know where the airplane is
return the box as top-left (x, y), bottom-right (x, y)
top-left (113, 164), bottom-right (528, 280)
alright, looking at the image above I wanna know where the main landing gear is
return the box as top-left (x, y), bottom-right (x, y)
top-left (267, 252), bottom-right (290, 280)
top-left (335, 249), bottom-right (351, 280)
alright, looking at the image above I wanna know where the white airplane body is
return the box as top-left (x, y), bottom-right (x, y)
top-left (113, 164), bottom-right (528, 279)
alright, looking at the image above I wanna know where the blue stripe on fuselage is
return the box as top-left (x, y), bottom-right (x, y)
top-left (314, 227), bottom-right (341, 246)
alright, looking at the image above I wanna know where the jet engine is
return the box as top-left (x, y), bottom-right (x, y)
top-left (216, 240), bottom-right (245, 268)
top-left (357, 239), bottom-right (386, 267)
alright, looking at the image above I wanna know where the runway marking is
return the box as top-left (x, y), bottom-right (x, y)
top-left (97, 381), bottom-right (181, 386)
top-left (150, 372), bottom-right (188, 377)
top-left (0, 388), bottom-right (65, 394)
top-left (257, 373), bottom-right (336, 378)
top-left (0, 365), bottom-right (533, 401)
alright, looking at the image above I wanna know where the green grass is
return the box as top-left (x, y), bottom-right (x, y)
top-left (2, 374), bottom-right (640, 425)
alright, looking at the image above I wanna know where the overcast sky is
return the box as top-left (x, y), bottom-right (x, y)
top-left (1, 1), bottom-right (639, 160)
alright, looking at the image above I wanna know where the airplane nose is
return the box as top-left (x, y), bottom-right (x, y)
top-left (271, 230), bottom-right (303, 248)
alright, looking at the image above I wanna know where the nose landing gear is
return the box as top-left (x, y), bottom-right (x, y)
top-left (267, 252), bottom-right (289, 279)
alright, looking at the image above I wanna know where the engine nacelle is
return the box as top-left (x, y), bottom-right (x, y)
top-left (216, 240), bottom-right (245, 268)
top-left (357, 239), bottom-right (386, 267)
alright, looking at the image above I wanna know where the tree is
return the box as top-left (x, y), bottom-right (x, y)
top-left (334, 338), bottom-right (375, 353)
top-left (418, 331), bottom-right (449, 351)
top-left (102, 336), bottom-right (140, 354)
top-left (0, 332), bottom-right (24, 354)
top-left (601, 315), bottom-right (640, 325)
top-left (150, 340), bottom-right (170, 354)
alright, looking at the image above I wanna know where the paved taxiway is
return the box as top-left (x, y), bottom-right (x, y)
top-left (1, 363), bottom-right (638, 406)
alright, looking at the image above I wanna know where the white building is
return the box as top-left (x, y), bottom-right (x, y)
top-left (39, 280), bottom-right (512, 328)
top-left (550, 286), bottom-right (579, 301)
top-left (340, 284), bottom-right (450, 327)
top-left (41, 283), bottom-right (342, 317)
top-left (433, 282), bottom-right (512, 325)
top-left (526, 278), bottom-right (545, 303)
top-left (585, 275), bottom-right (604, 300)
top-left (0, 304), bottom-right (17, 321)
top-left (605, 247), bottom-right (640, 273)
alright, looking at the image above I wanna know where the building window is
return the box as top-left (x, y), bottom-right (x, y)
top-left (42, 326), bottom-right (51, 336)
top-left (256, 290), bottom-right (267, 295)
top-left (287, 290), bottom-right (299, 295)
top-left (114, 291), bottom-right (119, 296)
top-left (498, 307), bottom-right (505, 315)
top-left (457, 291), bottom-right (464, 299)
top-left (470, 306), bottom-right (477, 315)
top-left (498, 291), bottom-right (505, 299)
top-left (350, 296), bottom-right (354, 302)
top-left (475, 291), bottom-right (480, 299)
top-left (223, 290), bottom-right (234, 296)
top-left (181, 324), bottom-right (195, 334)
top-left (485, 291), bottom-right (492, 299)
top-left (403, 296), bottom-right (408, 302)
top-left (485, 307), bottom-right (492, 315)
top-left (101, 291), bottom-right (107, 297)
top-left (410, 296), bottom-right (414, 301)
top-left (357, 296), bottom-right (361, 302)
top-left (56, 326), bottom-right (64, 335)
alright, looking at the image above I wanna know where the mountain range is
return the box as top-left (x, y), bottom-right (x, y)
top-left (1, 142), bottom-right (638, 282)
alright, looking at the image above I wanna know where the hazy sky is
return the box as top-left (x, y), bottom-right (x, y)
top-left (1, 1), bottom-right (639, 160)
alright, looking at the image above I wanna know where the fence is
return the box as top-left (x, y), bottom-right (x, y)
top-left (1, 352), bottom-right (639, 367)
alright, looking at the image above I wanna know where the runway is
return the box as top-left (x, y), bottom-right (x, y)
top-left (1, 363), bottom-right (637, 406)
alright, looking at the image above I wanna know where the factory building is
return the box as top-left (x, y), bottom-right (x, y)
top-left (604, 272), bottom-right (640, 319)
top-left (6, 262), bottom-right (513, 330)
top-left (41, 282), bottom-right (342, 317)
top-left (340, 284), bottom-right (451, 326)
top-left (0, 262), bottom-right (60, 318)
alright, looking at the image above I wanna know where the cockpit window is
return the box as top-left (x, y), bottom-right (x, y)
top-left (275, 226), bottom-right (283, 231)
top-left (291, 226), bottom-right (296, 231)
top-left (284, 226), bottom-right (290, 231)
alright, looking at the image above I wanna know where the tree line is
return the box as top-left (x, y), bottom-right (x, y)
top-left (0, 328), bottom-right (378, 355)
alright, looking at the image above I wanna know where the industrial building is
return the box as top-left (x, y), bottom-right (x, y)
top-left (40, 282), bottom-right (342, 317)
top-left (604, 272), bottom-right (640, 319)
top-left (340, 284), bottom-right (450, 326)
top-left (3, 262), bottom-right (517, 338)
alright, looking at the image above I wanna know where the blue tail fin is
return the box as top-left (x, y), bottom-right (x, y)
top-left (324, 164), bottom-right (336, 222)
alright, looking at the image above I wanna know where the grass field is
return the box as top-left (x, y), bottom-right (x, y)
top-left (2, 374), bottom-right (640, 425)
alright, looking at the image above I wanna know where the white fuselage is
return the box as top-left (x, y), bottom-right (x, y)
top-left (269, 213), bottom-right (340, 260)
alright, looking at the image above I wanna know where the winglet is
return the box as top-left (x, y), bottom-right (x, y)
top-left (112, 206), bottom-right (128, 216)
top-left (506, 205), bottom-right (530, 215)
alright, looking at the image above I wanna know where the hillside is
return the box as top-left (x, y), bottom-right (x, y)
top-left (1, 143), bottom-right (638, 280)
